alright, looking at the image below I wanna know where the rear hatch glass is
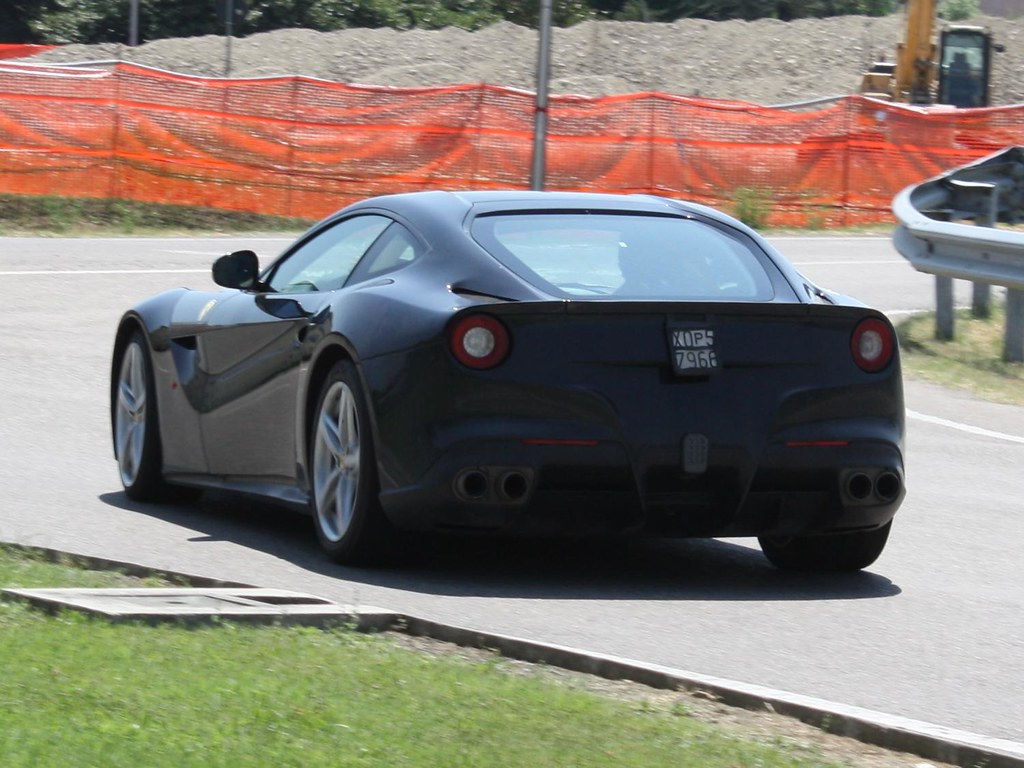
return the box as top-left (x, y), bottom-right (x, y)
top-left (471, 212), bottom-right (780, 301)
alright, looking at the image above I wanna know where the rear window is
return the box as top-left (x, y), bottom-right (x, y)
top-left (471, 212), bottom-right (774, 301)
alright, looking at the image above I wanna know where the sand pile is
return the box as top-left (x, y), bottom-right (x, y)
top-left (23, 15), bottom-right (1024, 105)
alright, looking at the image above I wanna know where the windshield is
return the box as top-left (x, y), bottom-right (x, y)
top-left (471, 212), bottom-right (774, 301)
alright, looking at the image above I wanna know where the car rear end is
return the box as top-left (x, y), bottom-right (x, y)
top-left (367, 201), bottom-right (904, 539)
top-left (370, 299), bottom-right (903, 539)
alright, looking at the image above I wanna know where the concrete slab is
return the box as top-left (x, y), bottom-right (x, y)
top-left (1, 587), bottom-right (397, 630)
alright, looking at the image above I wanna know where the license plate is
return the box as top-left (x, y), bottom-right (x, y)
top-left (668, 326), bottom-right (718, 374)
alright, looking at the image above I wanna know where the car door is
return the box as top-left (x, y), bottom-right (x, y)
top-left (195, 213), bottom-right (393, 482)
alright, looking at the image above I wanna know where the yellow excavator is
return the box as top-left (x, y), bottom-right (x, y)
top-left (860, 0), bottom-right (1002, 107)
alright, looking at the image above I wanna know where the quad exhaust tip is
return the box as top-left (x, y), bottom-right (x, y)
top-left (844, 470), bottom-right (902, 503)
top-left (454, 467), bottom-right (533, 503)
top-left (455, 469), bottom-right (488, 500)
top-left (875, 471), bottom-right (901, 502)
top-left (847, 472), bottom-right (873, 501)
top-left (498, 471), bottom-right (529, 502)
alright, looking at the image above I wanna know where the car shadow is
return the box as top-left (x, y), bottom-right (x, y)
top-left (99, 490), bottom-right (901, 602)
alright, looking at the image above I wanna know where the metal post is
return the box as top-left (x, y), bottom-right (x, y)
top-left (530, 0), bottom-right (553, 191)
top-left (972, 282), bottom-right (991, 318)
top-left (1005, 289), bottom-right (1024, 363)
top-left (224, 0), bottom-right (234, 77)
top-left (128, 0), bottom-right (139, 47)
top-left (972, 187), bottom-right (999, 318)
top-left (935, 275), bottom-right (954, 340)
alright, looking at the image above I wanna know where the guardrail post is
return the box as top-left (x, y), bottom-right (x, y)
top-left (972, 282), bottom-right (991, 318)
top-left (936, 276), bottom-right (955, 340)
top-left (972, 193), bottom-right (997, 318)
top-left (1005, 290), bottom-right (1024, 363)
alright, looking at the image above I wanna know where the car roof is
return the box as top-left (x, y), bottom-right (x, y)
top-left (299, 189), bottom-right (809, 304)
top-left (345, 189), bottom-right (741, 228)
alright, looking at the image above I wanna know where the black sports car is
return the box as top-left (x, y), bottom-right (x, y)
top-left (111, 191), bottom-right (904, 570)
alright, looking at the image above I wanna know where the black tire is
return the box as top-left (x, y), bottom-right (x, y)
top-left (309, 360), bottom-right (392, 564)
top-left (758, 522), bottom-right (892, 573)
top-left (112, 331), bottom-right (191, 502)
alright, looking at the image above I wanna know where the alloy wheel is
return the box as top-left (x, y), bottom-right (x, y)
top-left (312, 380), bottom-right (361, 542)
top-left (114, 342), bottom-right (148, 487)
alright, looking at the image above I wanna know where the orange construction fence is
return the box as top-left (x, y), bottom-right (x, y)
top-left (0, 45), bottom-right (57, 60)
top-left (1, 61), bottom-right (1023, 226)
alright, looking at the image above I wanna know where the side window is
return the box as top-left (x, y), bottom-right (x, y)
top-left (347, 222), bottom-right (424, 284)
top-left (267, 214), bottom-right (391, 293)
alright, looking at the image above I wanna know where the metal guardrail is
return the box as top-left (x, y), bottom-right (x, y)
top-left (891, 146), bottom-right (1024, 362)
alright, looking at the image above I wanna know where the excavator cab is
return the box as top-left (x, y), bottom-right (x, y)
top-left (858, 0), bottom-right (1002, 109)
top-left (937, 27), bottom-right (997, 108)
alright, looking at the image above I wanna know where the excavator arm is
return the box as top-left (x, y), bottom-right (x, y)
top-left (893, 0), bottom-right (937, 103)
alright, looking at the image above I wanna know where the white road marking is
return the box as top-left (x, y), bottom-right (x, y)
top-left (166, 249), bottom-right (234, 255)
top-left (767, 236), bottom-right (892, 241)
top-left (0, 236), bottom-right (296, 242)
top-left (0, 268), bottom-right (207, 276)
top-left (792, 260), bottom-right (905, 266)
top-left (908, 409), bottom-right (1024, 445)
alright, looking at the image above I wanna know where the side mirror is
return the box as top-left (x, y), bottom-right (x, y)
top-left (212, 250), bottom-right (259, 289)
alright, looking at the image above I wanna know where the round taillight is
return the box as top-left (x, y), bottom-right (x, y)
top-left (449, 314), bottom-right (510, 369)
top-left (851, 317), bottom-right (894, 372)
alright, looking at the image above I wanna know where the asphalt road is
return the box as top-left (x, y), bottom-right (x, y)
top-left (1, 234), bottom-right (1021, 744)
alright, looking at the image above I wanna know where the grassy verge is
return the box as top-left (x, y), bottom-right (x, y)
top-left (896, 303), bottom-right (1024, 405)
top-left (0, 194), bottom-right (313, 236)
top-left (0, 193), bottom-right (898, 237)
top-left (0, 543), bottom-right (863, 768)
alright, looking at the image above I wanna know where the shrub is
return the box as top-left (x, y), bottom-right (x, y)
top-left (939, 0), bottom-right (979, 21)
top-left (730, 187), bottom-right (773, 229)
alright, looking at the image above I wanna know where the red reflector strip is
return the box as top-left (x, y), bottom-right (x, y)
top-left (522, 438), bottom-right (599, 447)
top-left (785, 440), bottom-right (850, 447)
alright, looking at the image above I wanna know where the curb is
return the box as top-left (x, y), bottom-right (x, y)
top-left (0, 542), bottom-right (257, 589)
top-left (400, 616), bottom-right (1024, 768)
top-left (5, 541), bottom-right (1023, 768)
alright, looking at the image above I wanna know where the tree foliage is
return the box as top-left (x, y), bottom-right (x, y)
top-left (938, 0), bottom-right (979, 20)
top-left (11, 0), bottom-right (900, 44)
top-left (607, 0), bottom-right (897, 21)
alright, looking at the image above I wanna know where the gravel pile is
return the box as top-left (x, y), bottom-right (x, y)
top-left (22, 14), bottom-right (1024, 106)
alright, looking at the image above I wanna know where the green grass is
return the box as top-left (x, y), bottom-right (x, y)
top-left (0, 192), bottom-right (899, 237)
top-left (0, 543), bottom-right (182, 589)
top-left (0, 543), bottom-right (854, 768)
top-left (897, 303), bottom-right (1024, 405)
top-left (0, 194), bottom-right (312, 236)
top-left (730, 187), bottom-right (773, 230)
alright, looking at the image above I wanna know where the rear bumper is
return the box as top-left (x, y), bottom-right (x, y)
top-left (363, 320), bottom-right (905, 539)
top-left (378, 434), bottom-right (903, 538)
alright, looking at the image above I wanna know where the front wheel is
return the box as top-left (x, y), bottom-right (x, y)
top-left (758, 522), bottom-right (892, 572)
top-left (310, 360), bottom-right (391, 564)
top-left (112, 332), bottom-right (175, 501)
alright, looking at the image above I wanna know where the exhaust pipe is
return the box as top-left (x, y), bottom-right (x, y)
top-left (874, 471), bottom-right (902, 502)
top-left (497, 471), bottom-right (529, 502)
top-left (846, 472), bottom-right (872, 501)
top-left (455, 469), bottom-right (488, 500)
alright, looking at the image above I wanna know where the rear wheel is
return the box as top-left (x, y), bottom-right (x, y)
top-left (310, 360), bottom-right (391, 564)
top-left (758, 522), bottom-right (892, 572)
top-left (113, 332), bottom-right (179, 501)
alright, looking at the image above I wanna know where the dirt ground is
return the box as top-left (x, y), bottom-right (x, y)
top-left (389, 631), bottom-right (956, 768)
top-left (22, 14), bottom-right (1024, 106)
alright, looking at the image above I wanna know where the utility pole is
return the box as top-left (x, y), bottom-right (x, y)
top-left (128, 0), bottom-right (139, 47)
top-left (530, 0), bottom-right (553, 191)
top-left (224, 0), bottom-right (234, 76)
